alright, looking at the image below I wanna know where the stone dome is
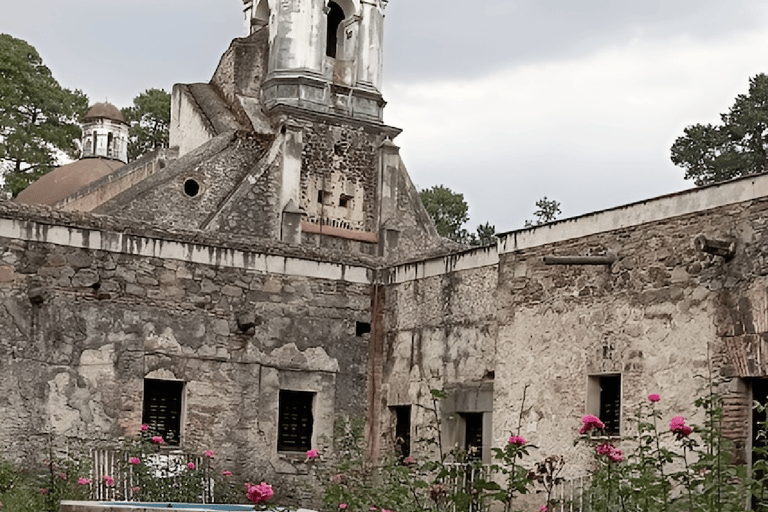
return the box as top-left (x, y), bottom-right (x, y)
top-left (83, 102), bottom-right (127, 124)
top-left (15, 158), bottom-right (125, 207)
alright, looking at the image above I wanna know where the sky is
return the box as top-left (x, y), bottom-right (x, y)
top-left (3, 0), bottom-right (768, 232)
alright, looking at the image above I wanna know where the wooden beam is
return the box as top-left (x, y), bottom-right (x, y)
top-left (693, 235), bottom-right (735, 259)
top-left (543, 255), bottom-right (617, 266)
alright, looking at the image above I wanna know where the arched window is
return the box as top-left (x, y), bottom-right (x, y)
top-left (92, 132), bottom-right (98, 156)
top-left (326, 1), bottom-right (346, 58)
top-left (107, 132), bottom-right (114, 157)
top-left (253, 0), bottom-right (269, 29)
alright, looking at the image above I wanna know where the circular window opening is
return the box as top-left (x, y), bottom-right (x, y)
top-left (184, 178), bottom-right (201, 198)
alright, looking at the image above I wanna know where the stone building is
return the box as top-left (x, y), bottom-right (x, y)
top-left (1, 0), bottom-right (767, 507)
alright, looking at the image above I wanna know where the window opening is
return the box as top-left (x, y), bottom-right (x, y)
top-left (184, 178), bottom-right (201, 198)
top-left (278, 390), bottom-right (314, 452)
top-left (142, 379), bottom-right (184, 446)
top-left (590, 374), bottom-right (621, 436)
top-left (92, 132), bottom-right (98, 155)
top-left (391, 405), bottom-right (411, 459)
top-left (326, 2), bottom-right (346, 58)
top-left (356, 321), bottom-right (371, 337)
top-left (107, 132), bottom-right (114, 157)
top-left (339, 194), bottom-right (352, 208)
top-left (462, 412), bottom-right (483, 460)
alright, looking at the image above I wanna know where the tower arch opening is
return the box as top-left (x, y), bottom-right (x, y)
top-left (254, 0), bottom-right (270, 27)
top-left (326, 1), bottom-right (346, 59)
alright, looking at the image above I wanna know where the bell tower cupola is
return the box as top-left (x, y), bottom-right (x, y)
top-left (81, 102), bottom-right (129, 163)
top-left (241, 0), bottom-right (389, 123)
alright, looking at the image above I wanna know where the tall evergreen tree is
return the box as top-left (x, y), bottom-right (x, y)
top-left (0, 33), bottom-right (88, 196)
top-left (671, 73), bottom-right (768, 186)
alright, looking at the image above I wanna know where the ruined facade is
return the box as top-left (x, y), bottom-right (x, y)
top-left (1, 0), bottom-right (768, 507)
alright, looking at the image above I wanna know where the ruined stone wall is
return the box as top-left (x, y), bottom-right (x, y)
top-left (494, 197), bottom-right (768, 475)
top-left (378, 250), bottom-right (499, 461)
top-left (300, 122), bottom-right (379, 233)
top-left (0, 206), bottom-right (373, 504)
top-left (378, 188), bottom-right (768, 482)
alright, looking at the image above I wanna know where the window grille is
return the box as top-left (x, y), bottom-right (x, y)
top-left (142, 379), bottom-right (183, 446)
top-left (278, 390), bottom-right (314, 451)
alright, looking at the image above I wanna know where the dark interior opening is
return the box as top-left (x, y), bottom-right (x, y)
top-left (184, 178), bottom-right (201, 198)
top-left (326, 2), bottom-right (346, 58)
top-left (277, 390), bottom-right (314, 451)
top-left (142, 379), bottom-right (183, 446)
top-left (599, 374), bottom-right (621, 436)
top-left (356, 321), bottom-right (371, 336)
top-left (392, 405), bottom-right (412, 459)
top-left (463, 412), bottom-right (483, 459)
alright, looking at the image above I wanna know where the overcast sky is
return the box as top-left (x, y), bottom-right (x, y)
top-left (3, 1), bottom-right (768, 231)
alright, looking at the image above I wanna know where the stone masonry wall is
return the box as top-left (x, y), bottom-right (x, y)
top-left (300, 122), bottom-right (379, 233)
top-left (379, 193), bottom-right (768, 486)
top-left (379, 261), bottom-right (498, 459)
top-left (0, 219), bottom-right (372, 505)
top-left (495, 197), bottom-right (768, 476)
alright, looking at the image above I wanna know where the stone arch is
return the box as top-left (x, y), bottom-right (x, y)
top-left (331, 0), bottom-right (356, 17)
top-left (254, 0), bottom-right (270, 24)
top-left (326, 1), bottom-right (346, 58)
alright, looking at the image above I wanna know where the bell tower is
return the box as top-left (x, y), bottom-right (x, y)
top-left (241, 0), bottom-right (388, 122)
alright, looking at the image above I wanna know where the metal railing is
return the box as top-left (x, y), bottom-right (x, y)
top-left (90, 449), bottom-right (211, 502)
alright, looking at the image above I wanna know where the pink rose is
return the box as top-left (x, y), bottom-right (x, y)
top-left (306, 449), bottom-right (319, 459)
top-left (58, 472), bottom-right (67, 480)
top-left (670, 416), bottom-right (693, 439)
top-left (508, 435), bottom-right (526, 446)
top-left (648, 393), bottom-right (661, 403)
top-left (104, 475), bottom-right (115, 487)
top-left (129, 457), bottom-right (140, 465)
top-left (245, 482), bottom-right (274, 504)
top-left (608, 448), bottom-right (624, 463)
top-left (140, 424), bottom-right (149, 432)
top-left (540, 505), bottom-right (549, 512)
top-left (595, 443), bottom-right (623, 463)
top-left (151, 436), bottom-right (164, 444)
top-left (77, 477), bottom-right (91, 486)
top-left (579, 414), bottom-right (605, 434)
top-left (204, 450), bottom-right (215, 458)
top-left (339, 505), bottom-right (348, 510)
top-left (187, 462), bottom-right (196, 470)
top-left (131, 486), bottom-right (140, 493)
top-left (222, 470), bottom-right (232, 476)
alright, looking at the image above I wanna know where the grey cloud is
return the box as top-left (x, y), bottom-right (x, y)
top-left (384, 0), bottom-right (768, 82)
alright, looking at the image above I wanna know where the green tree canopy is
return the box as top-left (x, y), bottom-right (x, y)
top-left (121, 88), bottom-right (171, 161)
top-left (0, 33), bottom-right (88, 196)
top-left (671, 73), bottom-right (768, 186)
top-left (419, 185), bottom-right (496, 245)
top-left (525, 196), bottom-right (561, 227)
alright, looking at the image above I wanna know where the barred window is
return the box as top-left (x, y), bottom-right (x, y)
top-left (391, 405), bottom-right (411, 458)
top-left (462, 413), bottom-right (484, 460)
top-left (278, 390), bottom-right (314, 452)
top-left (588, 374), bottom-right (621, 436)
top-left (142, 379), bottom-right (184, 446)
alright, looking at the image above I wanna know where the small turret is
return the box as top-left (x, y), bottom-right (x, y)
top-left (81, 102), bottom-right (130, 163)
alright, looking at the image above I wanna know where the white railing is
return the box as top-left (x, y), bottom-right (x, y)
top-left (90, 449), bottom-right (211, 502)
